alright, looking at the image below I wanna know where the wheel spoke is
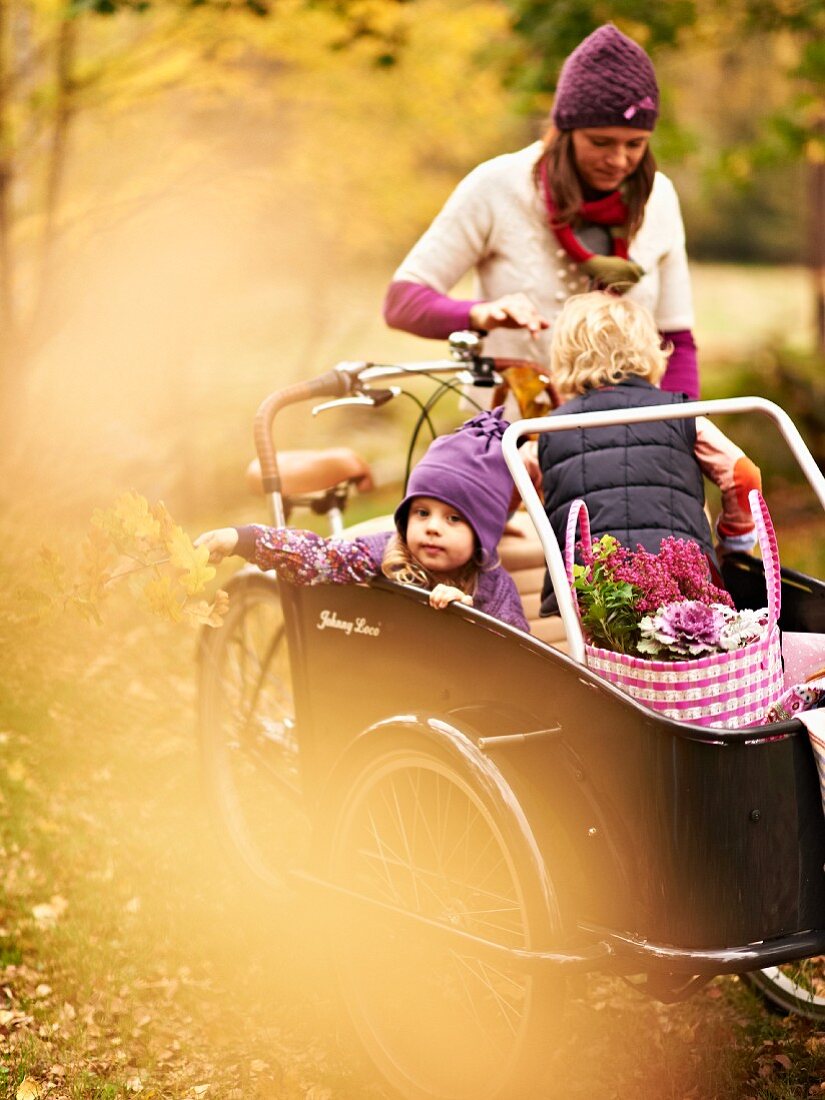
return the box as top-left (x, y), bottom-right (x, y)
top-left (389, 774), bottom-right (422, 911)
top-left (451, 952), bottom-right (524, 1038)
top-left (329, 745), bottom-right (552, 1099)
top-left (199, 579), bottom-right (305, 891)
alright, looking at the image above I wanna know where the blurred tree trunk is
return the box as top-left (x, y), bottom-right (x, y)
top-left (36, 13), bottom-right (77, 311)
top-left (0, 0), bottom-right (20, 436)
top-left (0, 0), bottom-right (15, 338)
top-left (0, 3), bottom-right (79, 439)
top-left (810, 133), bottom-right (825, 355)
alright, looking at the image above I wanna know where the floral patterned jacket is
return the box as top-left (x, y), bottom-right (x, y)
top-left (235, 525), bottom-right (529, 633)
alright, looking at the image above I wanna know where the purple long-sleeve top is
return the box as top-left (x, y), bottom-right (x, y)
top-left (235, 525), bottom-right (530, 633)
top-left (383, 279), bottom-right (699, 399)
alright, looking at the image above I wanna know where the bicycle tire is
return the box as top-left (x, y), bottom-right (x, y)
top-left (326, 729), bottom-right (563, 1100)
top-left (197, 571), bottom-right (309, 892)
top-left (744, 961), bottom-right (825, 1021)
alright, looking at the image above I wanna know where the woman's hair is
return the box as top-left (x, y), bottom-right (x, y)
top-left (380, 532), bottom-right (482, 596)
top-left (550, 291), bottom-right (669, 399)
top-left (534, 129), bottom-right (656, 241)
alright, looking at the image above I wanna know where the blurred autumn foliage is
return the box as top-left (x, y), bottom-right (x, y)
top-left (19, 491), bottom-right (226, 627)
top-left (0, 0), bottom-right (820, 546)
top-left (0, 0), bottom-right (525, 506)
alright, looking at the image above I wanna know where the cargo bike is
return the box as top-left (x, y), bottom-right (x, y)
top-left (197, 334), bottom-right (825, 1100)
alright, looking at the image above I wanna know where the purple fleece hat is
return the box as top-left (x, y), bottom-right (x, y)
top-left (552, 24), bottom-right (659, 132)
top-left (394, 407), bottom-right (513, 563)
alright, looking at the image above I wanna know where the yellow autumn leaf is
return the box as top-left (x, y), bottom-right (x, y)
top-left (141, 576), bottom-right (184, 623)
top-left (167, 528), bottom-right (216, 595)
top-left (183, 590), bottom-right (229, 628)
top-left (150, 500), bottom-right (178, 543)
top-left (82, 526), bottom-right (118, 576)
top-left (90, 504), bottom-right (123, 544)
top-left (38, 546), bottom-right (66, 590)
top-left (16, 1077), bottom-right (41, 1100)
top-left (68, 592), bottom-right (104, 626)
top-left (114, 491), bottom-right (163, 542)
top-left (79, 528), bottom-right (119, 605)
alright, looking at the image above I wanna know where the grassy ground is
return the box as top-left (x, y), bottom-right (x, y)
top-left (692, 264), bottom-right (814, 359)
top-left (2, 263), bottom-right (824, 1098)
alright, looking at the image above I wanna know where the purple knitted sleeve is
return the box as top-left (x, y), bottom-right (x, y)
top-left (235, 525), bottom-right (528, 631)
top-left (475, 568), bottom-right (530, 632)
top-left (235, 525), bottom-right (381, 585)
top-left (660, 329), bottom-right (699, 400)
top-left (383, 280), bottom-right (481, 340)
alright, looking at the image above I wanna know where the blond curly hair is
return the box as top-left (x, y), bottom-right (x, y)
top-left (550, 292), bottom-right (669, 400)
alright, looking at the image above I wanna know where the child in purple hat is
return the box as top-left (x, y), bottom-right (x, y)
top-left (195, 408), bottom-right (529, 631)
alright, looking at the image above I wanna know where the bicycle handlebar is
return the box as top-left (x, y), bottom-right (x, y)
top-left (252, 347), bottom-right (551, 502)
top-left (254, 367), bottom-right (356, 493)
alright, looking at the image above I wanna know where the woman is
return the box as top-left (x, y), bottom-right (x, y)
top-left (383, 23), bottom-right (699, 399)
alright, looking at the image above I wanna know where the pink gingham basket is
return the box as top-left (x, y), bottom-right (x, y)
top-left (565, 490), bottom-right (783, 729)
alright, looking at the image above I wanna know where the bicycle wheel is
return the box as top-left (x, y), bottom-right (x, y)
top-left (327, 733), bottom-right (562, 1100)
top-left (198, 571), bottom-right (309, 891)
top-left (745, 960), bottom-right (825, 1020)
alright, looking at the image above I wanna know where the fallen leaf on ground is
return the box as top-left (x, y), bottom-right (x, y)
top-left (32, 896), bottom-right (68, 927)
top-left (125, 1075), bottom-right (144, 1092)
top-left (16, 1078), bottom-right (41, 1100)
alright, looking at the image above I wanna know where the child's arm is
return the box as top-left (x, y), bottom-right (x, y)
top-left (693, 418), bottom-right (762, 553)
top-left (195, 525), bottom-right (379, 585)
top-left (429, 584), bottom-right (473, 611)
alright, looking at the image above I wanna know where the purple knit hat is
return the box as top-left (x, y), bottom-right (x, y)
top-left (552, 24), bottom-right (659, 132)
top-left (394, 407), bottom-right (513, 563)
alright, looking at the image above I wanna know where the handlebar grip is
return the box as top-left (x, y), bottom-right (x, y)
top-left (254, 369), bottom-right (352, 494)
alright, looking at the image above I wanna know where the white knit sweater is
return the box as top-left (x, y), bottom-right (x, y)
top-left (392, 142), bottom-right (694, 365)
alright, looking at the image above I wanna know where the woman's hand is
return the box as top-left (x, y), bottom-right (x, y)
top-left (469, 294), bottom-right (550, 338)
top-left (429, 584), bottom-right (474, 611)
top-left (194, 528), bottom-right (239, 564)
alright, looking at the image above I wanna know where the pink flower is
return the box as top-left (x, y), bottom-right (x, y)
top-left (655, 601), bottom-right (726, 651)
top-left (611, 546), bottom-right (680, 613)
top-left (607, 537), bottom-right (734, 614)
top-left (575, 530), bottom-right (738, 656)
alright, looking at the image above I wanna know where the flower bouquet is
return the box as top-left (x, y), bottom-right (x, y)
top-left (564, 492), bottom-right (783, 729)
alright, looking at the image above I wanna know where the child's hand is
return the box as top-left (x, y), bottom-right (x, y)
top-left (194, 528), bottom-right (239, 564)
top-left (429, 584), bottom-right (473, 611)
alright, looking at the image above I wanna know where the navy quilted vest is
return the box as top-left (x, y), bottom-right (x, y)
top-left (538, 378), bottom-right (714, 603)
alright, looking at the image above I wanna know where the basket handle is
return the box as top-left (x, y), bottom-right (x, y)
top-left (749, 489), bottom-right (781, 627)
top-left (564, 499), bottom-right (593, 588)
